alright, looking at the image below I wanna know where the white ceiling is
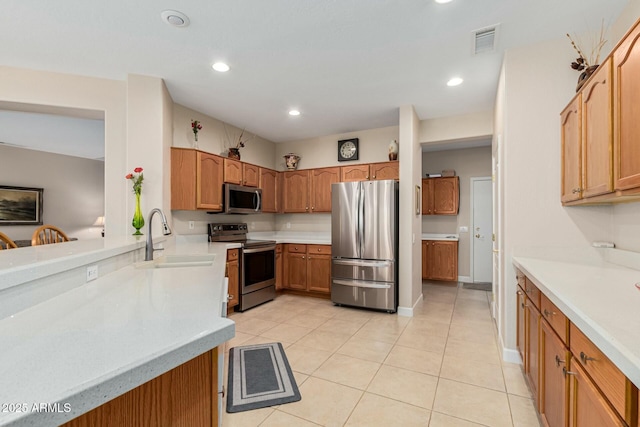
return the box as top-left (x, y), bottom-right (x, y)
top-left (0, 0), bottom-right (628, 145)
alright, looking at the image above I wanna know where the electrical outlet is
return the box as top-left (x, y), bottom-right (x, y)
top-left (286, 222), bottom-right (291, 229)
top-left (250, 222), bottom-right (255, 229)
top-left (459, 226), bottom-right (469, 233)
top-left (189, 221), bottom-right (195, 230)
top-left (86, 265), bottom-right (98, 282)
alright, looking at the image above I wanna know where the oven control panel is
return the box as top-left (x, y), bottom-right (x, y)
top-left (208, 223), bottom-right (248, 241)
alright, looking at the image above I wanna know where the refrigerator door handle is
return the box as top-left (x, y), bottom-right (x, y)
top-left (357, 184), bottom-right (364, 257)
top-left (333, 259), bottom-right (392, 268)
top-left (333, 279), bottom-right (391, 289)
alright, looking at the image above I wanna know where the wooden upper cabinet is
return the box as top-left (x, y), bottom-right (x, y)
top-left (243, 163), bottom-right (259, 187)
top-left (582, 58), bottom-right (613, 199)
top-left (283, 170), bottom-right (309, 213)
top-left (171, 148), bottom-right (224, 211)
top-left (422, 177), bottom-right (459, 215)
top-left (613, 20), bottom-right (640, 192)
top-left (259, 168), bottom-right (278, 213)
top-left (310, 167), bottom-right (340, 212)
top-left (341, 165), bottom-right (370, 182)
top-left (223, 158), bottom-right (243, 185)
top-left (561, 96), bottom-right (583, 203)
top-left (370, 161), bottom-right (399, 180)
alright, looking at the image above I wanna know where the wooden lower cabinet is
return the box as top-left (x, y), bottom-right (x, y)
top-left (226, 249), bottom-right (239, 310)
top-left (283, 244), bottom-right (331, 294)
top-left (516, 287), bottom-right (527, 370)
top-left (422, 240), bottom-right (458, 281)
top-left (540, 319), bottom-right (569, 427)
top-left (525, 299), bottom-right (541, 406)
top-left (569, 360), bottom-right (626, 427)
top-left (516, 268), bottom-right (638, 427)
top-left (63, 348), bottom-right (219, 427)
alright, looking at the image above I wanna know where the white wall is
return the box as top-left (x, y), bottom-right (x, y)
top-left (0, 66), bottom-right (128, 236)
top-left (422, 146), bottom-right (493, 277)
top-left (0, 145), bottom-right (104, 241)
top-left (419, 111), bottom-right (493, 144)
top-left (398, 106), bottom-right (422, 315)
top-left (172, 103), bottom-right (277, 170)
top-left (494, 26), bottom-right (640, 355)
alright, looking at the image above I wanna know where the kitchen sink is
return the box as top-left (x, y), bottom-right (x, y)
top-left (134, 254), bottom-right (215, 269)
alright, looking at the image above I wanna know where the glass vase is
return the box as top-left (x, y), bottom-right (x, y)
top-left (132, 192), bottom-right (144, 235)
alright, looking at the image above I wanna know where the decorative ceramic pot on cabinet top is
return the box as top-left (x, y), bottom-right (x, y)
top-left (388, 139), bottom-right (398, 160)
top-left (284, 153), bottom-right (301, 170)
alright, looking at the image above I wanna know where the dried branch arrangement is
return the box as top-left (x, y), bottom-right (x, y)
top-left (567, 19), bottom-right (607, 71)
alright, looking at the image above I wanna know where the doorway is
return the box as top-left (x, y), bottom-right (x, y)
top-left (471, 177), bottom-right (493, 283)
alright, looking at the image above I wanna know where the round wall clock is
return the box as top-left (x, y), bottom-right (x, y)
top-left (338, 138), bottom-right (359, 161)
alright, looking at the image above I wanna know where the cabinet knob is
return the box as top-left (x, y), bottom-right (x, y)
top-left (227, 294), bottom-right (234, 301)
top-left (366, 175), bottom-right (369, 179)
top-left (311, 206), bottom-right (315, 210)
top-left (302, 256), bottom-right (306, 259)
top-left (317, 248), bottom-right (321, 251)
top-left (373, 175), bottom-right (376, 179)
top-left (305, 206), bottom-right (309, 210)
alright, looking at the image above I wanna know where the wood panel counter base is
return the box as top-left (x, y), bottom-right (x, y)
top-left (63, 348), bottom-right (219, 427)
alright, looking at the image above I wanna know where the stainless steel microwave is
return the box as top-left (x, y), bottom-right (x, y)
top-left (224, 183), bottom-right (262, 214)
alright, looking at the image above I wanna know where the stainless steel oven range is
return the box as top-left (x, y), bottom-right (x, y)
top-left (208, 223), bottom-right (276, 312)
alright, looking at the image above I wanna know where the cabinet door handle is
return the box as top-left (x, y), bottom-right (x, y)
top-left (543, 309), bottom-right (555, 317)
top-left (580, 351), bottom-right (596, 364)
top-left (572, 187), bottom-right (582, 194)
top-left (227, 294), bottom-right (234, 301)
top-left (562, 367), bottom-right (576, 377)
top-left (555, 355), bottom-right (565, 367)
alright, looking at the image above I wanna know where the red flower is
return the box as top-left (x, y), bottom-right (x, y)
top-left (125, 173), bottom-right (133, 179)
top-left (134, 167), bottom-right (143, 173)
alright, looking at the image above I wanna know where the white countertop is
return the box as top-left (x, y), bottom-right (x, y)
top-left (249, 231), bottom-right (331, 245)
top-left (513, 255), bottom-right (640, 388)
top-left (422, 233), bottom-right (459, 241)
top-left (0, 239), bottom-right (235, 426)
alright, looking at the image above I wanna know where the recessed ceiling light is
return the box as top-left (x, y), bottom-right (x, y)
top-left (212, 62), bottom-right (230, 72)
top-left (447, 77), bottom-right (464, 87)
top-left (288, 110), bottom-right (301, 116)
top-left (161, 10), bottom-right (190, 27)
top-left (435, 0), bottom-right (453, 3)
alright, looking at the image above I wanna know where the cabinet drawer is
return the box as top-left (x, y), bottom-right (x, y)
top-left (276, 244), bottom-right (283, 254)
top-left (516, 268), bottom-right (526, 289)
top-left (227, 249), bottom-right (239, 261)
top-left (524, 277), bottom-right (541, 309)
top-left (307, 244), bottom-right (331, 255)
top-left (287, 244), bottom-right (307, 254)
top-left (541, 294), bottom-right (568, 345)
top-left (570, 322), bottom-right (627, 418)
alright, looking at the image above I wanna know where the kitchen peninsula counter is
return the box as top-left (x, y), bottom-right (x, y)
top-left (513, 253), bottom-right (640, 388)
top-left (0, 237), bottom-right (235, 426)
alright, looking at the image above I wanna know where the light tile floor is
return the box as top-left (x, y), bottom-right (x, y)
top-left (222, 282), bottom-right (541, 427)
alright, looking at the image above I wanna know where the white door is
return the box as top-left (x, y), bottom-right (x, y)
top-left (472, 178), bottom-right (493, 283)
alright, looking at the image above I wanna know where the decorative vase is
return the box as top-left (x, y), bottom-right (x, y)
top-left (284, 153), bottom-right (301, 170)
top-left (388, 139), bottom-right (399, 161)
top-left (576, 65), bottom-right (599, 92)
top-left (228, 148), bottom-right (241, 160)
top-left (132, 193), bottom-right (144, 235)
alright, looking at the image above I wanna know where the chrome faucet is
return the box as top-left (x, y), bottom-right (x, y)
top-left (144, 208), bottom-right (172, 261)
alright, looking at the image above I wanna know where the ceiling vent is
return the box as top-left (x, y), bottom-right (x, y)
top-left (472, 24), bottom-right (499, 54)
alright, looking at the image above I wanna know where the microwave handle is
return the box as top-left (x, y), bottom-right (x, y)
top-left (254, 190), bottom-right (261, 212)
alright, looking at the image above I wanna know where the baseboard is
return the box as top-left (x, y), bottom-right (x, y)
top-left (397, 292), bottom-right (423, 317)
top-left (458, 275), bottom-right (472, 283)
top-left (503, 348), bottom-right (521, 364)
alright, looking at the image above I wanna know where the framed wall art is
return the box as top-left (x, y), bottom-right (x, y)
top-left (0, 186), bottom-right (44, 225)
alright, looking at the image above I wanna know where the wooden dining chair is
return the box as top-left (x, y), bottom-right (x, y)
top-left (0, 231), bottom-right (18, 250)
top-left (31, 225), bottom-right (70, 246)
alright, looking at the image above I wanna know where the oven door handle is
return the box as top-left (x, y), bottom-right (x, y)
top-left (242, 245), bottom-right (276, 254)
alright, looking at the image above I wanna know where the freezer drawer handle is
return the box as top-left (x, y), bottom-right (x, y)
top-left (333, 259), bottom-right (391, 268)
top-left (333, 279), bottom-right (391, 289)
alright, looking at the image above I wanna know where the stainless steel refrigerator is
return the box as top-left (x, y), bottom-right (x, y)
top-left (331, 180), bottom-right (398, 312)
